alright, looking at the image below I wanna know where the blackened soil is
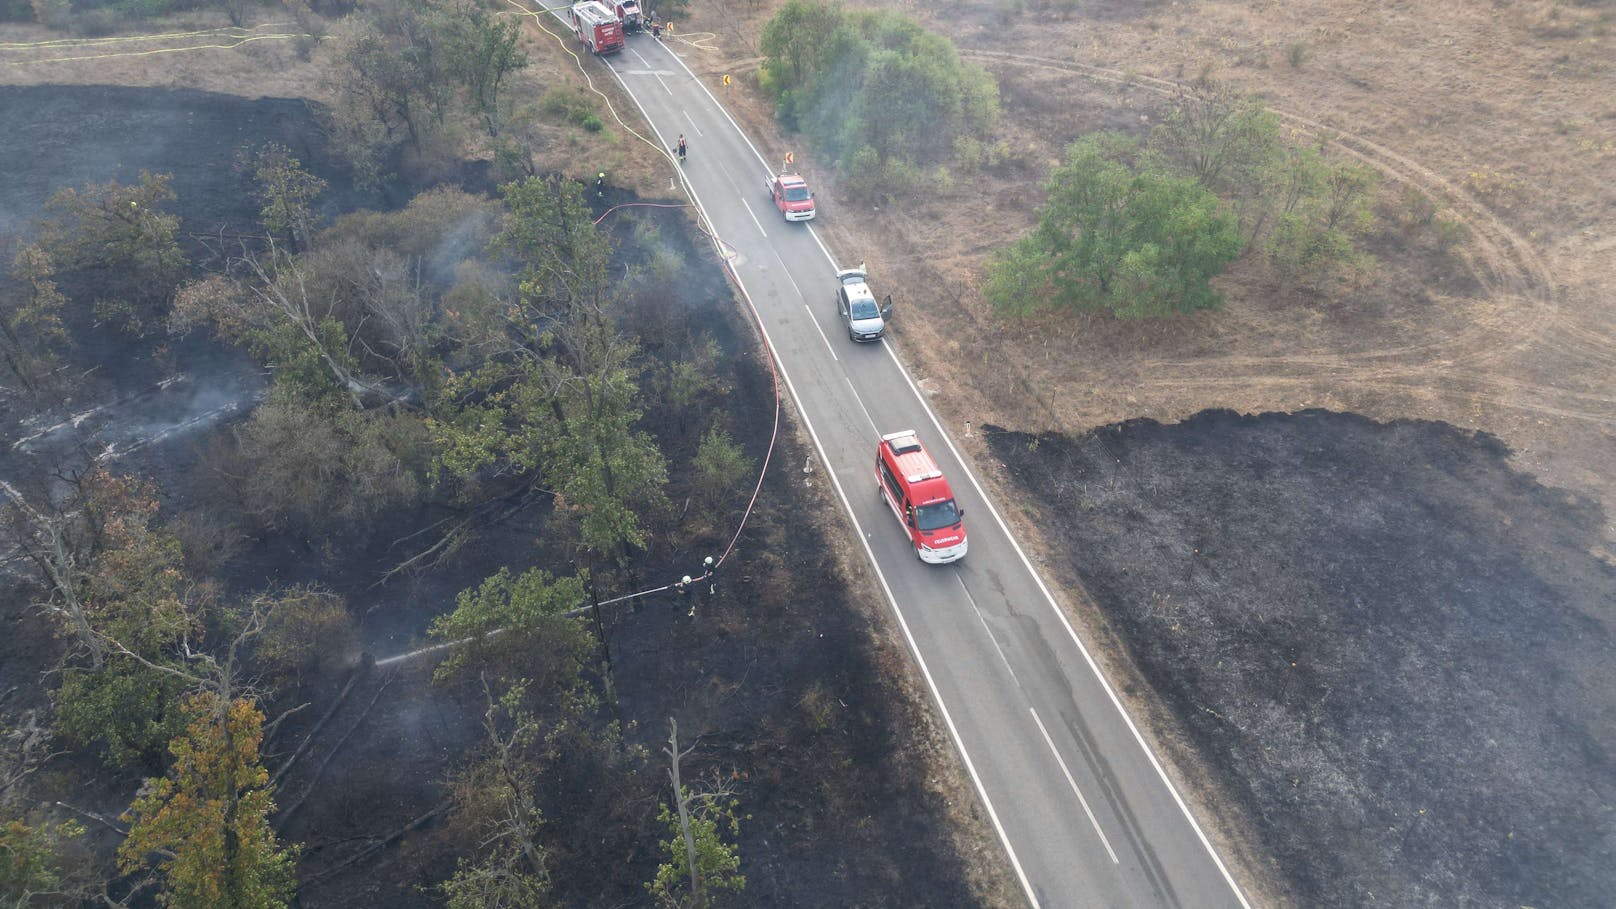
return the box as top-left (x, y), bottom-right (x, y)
top-left (986, 409), bottom-right (1616, 907)
top-left (0, 85), bottom-right (983, 907)
top-left (0, 84), bottom-right (384, 244)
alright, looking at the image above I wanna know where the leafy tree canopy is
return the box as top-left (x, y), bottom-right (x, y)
top-left (759, 1), bottom-right (997, 179)
top-left (118, 695), bottom-right (297, 909)
top-left (987, 132), bottom-right (1243, 319)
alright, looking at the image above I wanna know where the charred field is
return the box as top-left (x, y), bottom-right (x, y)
top-left (0, 84), bottom-right (987, 907)
top-left (986, 410), bottom-right (1616, 907)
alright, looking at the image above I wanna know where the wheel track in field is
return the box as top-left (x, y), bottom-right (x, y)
top-left (958, 48), bottom-right (1616, 427)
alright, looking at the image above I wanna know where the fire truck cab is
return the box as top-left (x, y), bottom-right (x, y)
top-left (568, 1), bottom-right (624, 54)
top-left (876, 430), bottom-right (967, 564)
top-left (613, 0), bottom-right (643, 32)
top-left (766, 172), bottom-right (816, 222)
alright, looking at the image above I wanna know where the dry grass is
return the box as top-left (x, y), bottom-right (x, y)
top-left (7, 0), bottom-right (1613, 901)
top-left (680, 0), bottom-right (1616, 540)
top-left (673, 0), bottom-right (1616, 901)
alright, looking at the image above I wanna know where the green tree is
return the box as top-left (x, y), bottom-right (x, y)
top-left (252, 587), bottom-right (360, 686)
top-left (37, 172), bottom-right (186, 333)
top-left (692, 427), bottom-right (752, 521)
top-left (1152, 79), bottom-right (1281, 196)
top-left (171, 261), bottom-right (379, 409)
top-left (201, 400), bottom-right (428, 539)
top-left (1259, 146), bottom-right (1380, 288)
top-left (646, 720), bottom-right (743, 909)
top-left (987, 132), bottom-right (1242, 319)
top-left (759, 1), bottom-right (996, 179)
top-left (239, 143), bottom-right (327, 246)
top-left (429, 567), bottom-right (593, 689)
top-left (118, 695), bottom-right (297, 909)
top-left (0, 816), bottom-right (90, 906)
top-left (440, 0), bottom-right (528, 137)
top-left (54, 661), bottom-right (190, 772)
top-left (433, 178), bottom-right (668, 557)
top-left (0, 243), bottom-right (71, 396)
top-left (439, 683), bottom-right (553, 909)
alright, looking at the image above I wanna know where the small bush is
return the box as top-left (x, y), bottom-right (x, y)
top-left (953, 134), bottom-right (984, 173)
top-left (1396, 186), bottom-right (1438, 231)
top-left (1434, 216), bottom-right (1467, 253)
top-left (72, 5), bottom-right (122, 35)
top-left (693, 426), bottom-right (753, 514)
top-left (29, 0), bottom-right (69, 27)
top-left (540, 87), bottom-right (606, 132)
top-left (1287, 41), bottom-right (1309, 68)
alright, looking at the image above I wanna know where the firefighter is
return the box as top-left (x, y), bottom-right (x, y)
top-left (596, 171), bottom-right (606, 197)
top-left (676, 134), bottom-right (687, 162)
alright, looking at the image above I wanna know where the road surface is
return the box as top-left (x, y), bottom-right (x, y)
top-left (561, 21), bottom-right (1254, 909)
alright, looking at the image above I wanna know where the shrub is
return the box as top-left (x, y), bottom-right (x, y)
top-left (693, 426), bottom-right (753, 514)
top-left (986, 132), bottom-right (1242, 319)
top-left (29, 0), bottom-right (69, 27)
top-left (759, 1), bottom-right (997, 181)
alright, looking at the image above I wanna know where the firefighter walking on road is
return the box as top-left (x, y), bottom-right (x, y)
top-left (676, 134), bottom-right (687, 163)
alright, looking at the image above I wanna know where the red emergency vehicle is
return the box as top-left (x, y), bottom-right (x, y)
top-left (613, 0), bottom-right (644, 32)
top-left (568, 1), bottom-right (625, 55)
top-left (875, 430), bottom-right (967, 564)
top-left (765, 172), bottom-right (816, 222)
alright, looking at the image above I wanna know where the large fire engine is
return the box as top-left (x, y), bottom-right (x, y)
top-left (613, 0), bottom-right (644, 32)
top-left (567, 1), bottom-right (625, 55)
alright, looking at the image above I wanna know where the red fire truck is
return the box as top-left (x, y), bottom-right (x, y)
top-left (613, 0), bottom-right (644, 32)
top-left (875, 430), bottom-right (968, 564)
top-left (567, 1), bottom-right (624, 55)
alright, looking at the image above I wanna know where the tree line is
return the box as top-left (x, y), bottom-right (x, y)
top-left (3, 144), bottom-right (751, 906)
top-left (754, 4), bottom-right (1397, 321)
top-left (758, 0), bottom-right (999, 200)
top-left (987, 79), bottom-right (1385, 319)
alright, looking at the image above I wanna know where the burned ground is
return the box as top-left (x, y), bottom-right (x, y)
top-left (0, 85), bottom-right (985, 906)
top-left (986, 410), bottom-right (1616, 907)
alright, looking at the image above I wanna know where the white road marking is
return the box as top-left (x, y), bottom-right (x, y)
top-left (879, 338), bottom-right (1252, 906)
top-left (723, 262), bottom-right (1042, 909)
top-left (844, 376), bottom-right (879, 435)
top-left (625, 48), bottom-right (674, 93)
top-left (681, 109), bottom-right (704, 137)
top-left (771, 248), bottom-right (803, 297)
top-left (959, 574), bottom-right (1019, 681)
top-left (1031, 706), bottom-right (1122, 865)
top-left (804, 304), bottom-right (838, 361)
top-left (740, 197), bottom-right (768, 238)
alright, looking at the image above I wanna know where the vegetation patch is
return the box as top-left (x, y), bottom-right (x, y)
top-left (986, 410), bottom-right (1616, 907)
top-left (758, 0), bottom-right (998, 198)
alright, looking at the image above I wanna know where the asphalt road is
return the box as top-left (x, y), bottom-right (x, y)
top-left (572, 24), bottom-right (1253, 909)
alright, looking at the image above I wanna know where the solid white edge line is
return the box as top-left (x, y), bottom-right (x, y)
top-left (880, 342), bottom-right (1255, 909)
top-left (1030, 707), bottom-right (1122, 866)
top-left (735, 273), bottom-right (1044, 909)
top-left (604, 40), bottom-right (1034, 899)
top-left (630, 30), bottom-right (1247, 905)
